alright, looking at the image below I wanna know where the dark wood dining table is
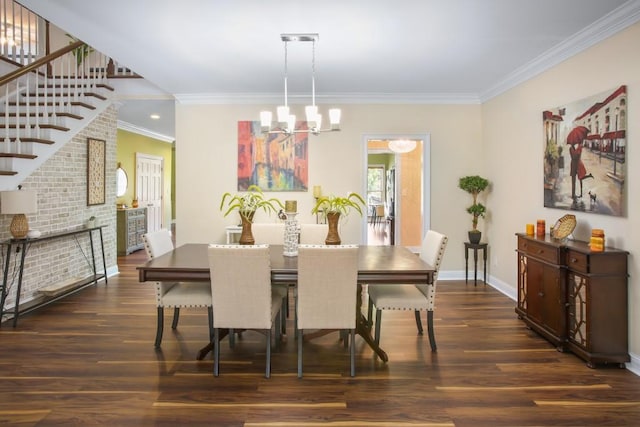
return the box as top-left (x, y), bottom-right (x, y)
top-left (137, 244), bottom-right (434, 362)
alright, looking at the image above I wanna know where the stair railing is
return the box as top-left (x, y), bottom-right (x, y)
top-left (0, 0), bottom-right (40, 66)
top-left (0, 40), bottom-right (110, 166)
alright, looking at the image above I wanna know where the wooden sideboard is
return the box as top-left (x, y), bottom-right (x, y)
top-left (516, 233), bottom-right (629, 368)
top-left (117, 208), bottom-right (147, 256)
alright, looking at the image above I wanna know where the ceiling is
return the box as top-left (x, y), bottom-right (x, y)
top-left (19, 0), bottom-right (640, 141)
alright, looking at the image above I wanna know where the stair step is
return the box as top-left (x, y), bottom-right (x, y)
top-left (7, 101), bottom-right (96, 110)
top-left (0, 170), bottom-right (18, 176)
top-left (24, 91), bottom-right (108, 101)
top-left (0, 153), bottom-right (37, 159)
top-left (2, 123), bottom-right (70, 131)
top-left (36, 82), bottom-right (114, 92)
top-left (4, 137), bottom-right (55, 145)
top-left (1, 112), bottom-right (84, 120)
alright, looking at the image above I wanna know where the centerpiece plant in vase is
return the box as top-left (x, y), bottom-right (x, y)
top-left (220, 185), bottom-right (284, 245)
top-left (458, 175), bottom-right (489, 244)
top-left (311, 192), bottom-right (366, 245)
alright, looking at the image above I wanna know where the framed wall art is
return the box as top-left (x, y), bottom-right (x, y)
top-left (87, 137), bottom-right (106, 206)
top-left (236, 121), bottom-right (308, 191)
top-left (542, 85), bottom-right (626, 217)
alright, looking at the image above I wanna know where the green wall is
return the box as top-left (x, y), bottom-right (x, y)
top-left (116, 129), bottom-right (175, 225)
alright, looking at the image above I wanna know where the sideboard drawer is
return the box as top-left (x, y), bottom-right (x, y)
top-left (566, 250), bottom-right (588, 273)
top-left (518, 237), bottom-right (561, 264)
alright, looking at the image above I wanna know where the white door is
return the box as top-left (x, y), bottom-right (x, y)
top-left (136, 153), bottom-right (163, 233)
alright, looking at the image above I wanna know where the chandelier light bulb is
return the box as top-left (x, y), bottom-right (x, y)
top-left (260, 111), bottom-right (272, 130)
top-left (277, 105), bottom-right (290, 124)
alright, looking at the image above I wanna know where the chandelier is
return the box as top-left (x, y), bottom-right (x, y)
top-left (260, 33), bottom-right (341, 135)
top-left (388, 139), bottom-right (417, 153)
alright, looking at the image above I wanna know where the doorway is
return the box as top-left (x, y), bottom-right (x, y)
top-left (136, 153), bottom-right (164, 233)
top-left (363, 134), bottom-right (431, 247)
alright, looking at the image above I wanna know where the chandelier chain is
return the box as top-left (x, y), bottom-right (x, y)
top-left (283, 40), bottom-right (288, 107)
top-left (311, 39), bottom-right (316, 107)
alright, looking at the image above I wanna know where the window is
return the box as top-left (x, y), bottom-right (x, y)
top-left (367, 165), bottom-right (385, 207)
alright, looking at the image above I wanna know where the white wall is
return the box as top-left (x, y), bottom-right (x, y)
top-left (482, 22), bottom-right (640, 367)
top-left (175, 103), bottom-right (482, 272)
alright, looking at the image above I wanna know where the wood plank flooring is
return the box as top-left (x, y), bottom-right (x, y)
top-left (1, 249), bottom-right (639, 426)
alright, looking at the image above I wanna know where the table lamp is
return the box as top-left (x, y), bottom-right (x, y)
top-left (1, 187), bottom-right (38, 239)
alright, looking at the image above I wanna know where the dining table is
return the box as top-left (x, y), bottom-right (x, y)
top-left (137, 244), bottom-right (435, 362)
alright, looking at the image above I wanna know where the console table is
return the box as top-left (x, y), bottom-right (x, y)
top-left (0, 226), bottom-right (108, 327)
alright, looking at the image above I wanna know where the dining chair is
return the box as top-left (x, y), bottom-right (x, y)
top-left (142, 229), bottom-right (213, 348)
top-left (207, 244), bottom-right (283, 378)
top-left (367, 230), bottom-right (448, 352)
top-left (252, 222), bottom-right (289, 331)
top-left (296, 244), bottom-right (359, 377)
top-left (375, 205), bottom-right (385, 227)
top-left (299, 223), bottom-right (328, 244)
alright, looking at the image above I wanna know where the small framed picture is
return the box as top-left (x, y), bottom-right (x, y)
top-left (87, 138), bottom-right (106, 206)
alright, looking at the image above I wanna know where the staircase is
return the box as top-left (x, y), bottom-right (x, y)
top-left (0, 0), bottom-right (137, 191)
top-left (0, 42), bottom-right (115, 190)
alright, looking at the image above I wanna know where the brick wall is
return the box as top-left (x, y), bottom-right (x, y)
top-left (1, 105), bottom-right (117, 311)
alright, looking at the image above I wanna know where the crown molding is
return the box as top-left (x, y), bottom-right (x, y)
top-left (117, 120), bottom-right (175, 143)
top-left (174, 92), bottom-right (481, 105)
top-left (480, 0), bottom-right (640, 102)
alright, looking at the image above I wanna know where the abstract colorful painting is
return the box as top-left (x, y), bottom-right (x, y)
top-left (237, 121), bottom-right (308, 191)
top-left (543, 85), bottom-right (626, 216)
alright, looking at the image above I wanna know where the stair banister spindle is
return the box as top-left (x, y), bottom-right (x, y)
top-left (34, 67), bottom-right (40, 138)
top-left (74, 50), bottom-right (79, 102)
top-left (4, 85), bottom-right (10, 152)
top-left (67, 53), bottom-right (72, 113)
top-left (14, 81), bottom-right (20, 151)
top-left (42, 62), bottom-right (48, 122)
top-left (51, 59), bottom-right (57, 119)
top-left (2, 0), bottom-right (6, 57)
top-left (11, 0), bottom-right (16, 59)
top-left (19, 5), bottom-right (24, 64)
top-left (25, 73), bottom-right (30, 139)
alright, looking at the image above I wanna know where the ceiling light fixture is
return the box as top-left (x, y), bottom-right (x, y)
top-left (150, 114), bottom-right (160, 120)
top-left (260, 33), bottom-right (341, 136)
top-left (388, 139), bottom-right (417, 154)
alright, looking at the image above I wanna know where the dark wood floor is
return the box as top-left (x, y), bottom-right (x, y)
top-left (1, 248), bottom-right (639, 426)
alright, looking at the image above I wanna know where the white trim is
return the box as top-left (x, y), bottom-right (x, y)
top-left (480, 0), bottom-right (640, 102)
top-left (174, 92), bottom-right (481, 105)
top-left (362, 133), bottom-right (431, 245)
top-left (117, 120), bottom-right (175, 143)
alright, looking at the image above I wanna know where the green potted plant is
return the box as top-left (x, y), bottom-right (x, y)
top-left (458, 175), bottom-right (489, 244)
top-left (311, 192), bottom-right (366, 244)
top-left (66, 34), bottom-right (95, 69)
top-left (220, 185), bottom-right (284, 244)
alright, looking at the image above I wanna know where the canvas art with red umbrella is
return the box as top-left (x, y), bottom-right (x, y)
top-left (542, 85), bottom-right (626, 217)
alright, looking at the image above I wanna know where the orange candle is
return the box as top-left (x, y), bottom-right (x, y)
top-left (526, 224), bottom-right (534, 235)
top-left (536, 220), bottom-right (545, 237)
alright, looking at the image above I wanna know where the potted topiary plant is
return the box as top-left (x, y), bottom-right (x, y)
top-left (220, 185), bottom-right (284, 245)
top-left (458, 175), bottom-right (489, 244)
top-left (311, 192), bottom-right (366, 244)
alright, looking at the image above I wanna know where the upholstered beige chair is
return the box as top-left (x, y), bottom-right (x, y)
top-left (367, 230), bottom-right (448, 352)
top-left (208, 244), bottom-right (283, 378)
top-left (252, 222), bottom-right (289, 331)
top-left (296, 244), bottom-right (359, 377)
top-left (299, 223), bottom-right (328, 244)
top-left (142, 229), bottom-right (213, 348)
top-left (251, 223), bottom-right (286, 245)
